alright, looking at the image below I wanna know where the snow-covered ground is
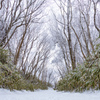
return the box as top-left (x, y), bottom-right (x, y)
top-left (0, 88), bottom-right (100, 100)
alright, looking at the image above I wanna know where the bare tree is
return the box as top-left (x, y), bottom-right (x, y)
top-left (0, 0), bottom-right (52, 82)
top-left (92, 0), bottom-right (100, 37)
top-left (53, 0), bottom-right (76, 71)
top-left (0, 0), bottom-right (46, 48)
top-left (51, 0), bottom-right (99, 78)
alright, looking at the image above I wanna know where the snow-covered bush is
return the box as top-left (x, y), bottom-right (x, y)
top-left (56, 42), bottom-right (100, 92)
top-left (57, 64), bottom-right (100, 92)
top-left (0, 49), bottom-right (48, 91)
top-left (0, 48), bottom-right (8, 64)
top-left (0, 62), bottom-right (34, 91)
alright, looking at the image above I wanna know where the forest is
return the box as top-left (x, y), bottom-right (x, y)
top-left (0, 0), bottom-right (100, 92)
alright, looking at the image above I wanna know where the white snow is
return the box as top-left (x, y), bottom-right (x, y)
top-left (0, 88), bottom-right (100, 100)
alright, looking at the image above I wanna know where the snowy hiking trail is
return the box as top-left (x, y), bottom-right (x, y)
top-left (0, 88), bottom-right (100, 100)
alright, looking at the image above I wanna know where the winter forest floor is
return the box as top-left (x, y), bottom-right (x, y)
top-left (0, 88), bottom-right (100, 100)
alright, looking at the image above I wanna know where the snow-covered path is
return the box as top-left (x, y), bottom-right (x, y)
top-left (0, 88), bottom-right (100, 100)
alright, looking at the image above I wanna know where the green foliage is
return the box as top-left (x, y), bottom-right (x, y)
top-left (0, 62), bottom-right (34, 91)
top-left (33, 81), bottom-right (48, 90)
top-left (0, 49), bottom-right (48, 91)
top-left (57, 64), bottom-right (100, 92)
top-left (56, 42), bottom-right (100, 92)
top-left (0, 62), bottom-right (48, 91)
top-left (24, 76), bottom-right (48, 90)
top-left (0, 48), bottom-right (8, 64)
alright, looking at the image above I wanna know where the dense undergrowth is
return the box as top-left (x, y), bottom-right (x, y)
top-left (0, 48), bottom-right (48, 91)
top-left (56, 41), bottom-right (100, 92)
